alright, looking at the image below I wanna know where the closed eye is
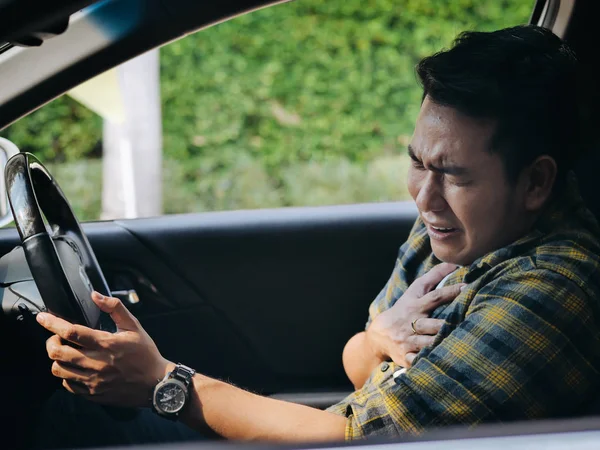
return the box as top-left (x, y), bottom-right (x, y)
top-left (408, 146), bottom-right (425, 169)
top-left (448, 176), bottom-right (472, 187)
top-left (408, 145), bottom-right (468, 177)
top-left (411, 158), bottom-right (425, 170)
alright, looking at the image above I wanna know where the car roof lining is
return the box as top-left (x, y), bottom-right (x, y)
top-left (0, 0), bottom-right (99, 46)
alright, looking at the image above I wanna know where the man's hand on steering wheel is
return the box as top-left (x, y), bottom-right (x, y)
top-left (366, 263), bottom-right (465, 368)
top-left (36, 292), bottom-right (172, 408)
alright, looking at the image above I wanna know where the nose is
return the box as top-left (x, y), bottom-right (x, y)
top-left (414, 172), bottom-right (447, 213)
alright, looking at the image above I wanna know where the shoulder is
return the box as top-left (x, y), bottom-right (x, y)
top-left (470, 257), bottom-right (600, 334)
top-left (482, 224), bottom-right (600, 301)
top-left (533, 230), bottom-right (600, 297)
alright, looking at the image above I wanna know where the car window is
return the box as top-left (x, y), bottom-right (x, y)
top-left (0, 0), bottom-right (533, 222)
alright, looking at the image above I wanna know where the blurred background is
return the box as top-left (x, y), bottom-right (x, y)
top-left (0, 0), bottom-right (531, 221)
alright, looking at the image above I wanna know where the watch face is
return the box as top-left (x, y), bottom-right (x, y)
top-left (156, 382), bottom-right (186, 414)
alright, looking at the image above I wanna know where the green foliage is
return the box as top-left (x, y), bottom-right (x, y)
top-left (159, 0), bottom-right (531, 173)
top-left (3, 96), bottom-right (101, 161)
top-left (50, 155), bottom-right (411, 221)
top-left (1, 0), bottom-right (531, 217)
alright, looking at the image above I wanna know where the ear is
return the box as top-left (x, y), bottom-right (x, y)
top-left (522, 155), bottom-right (557, 212)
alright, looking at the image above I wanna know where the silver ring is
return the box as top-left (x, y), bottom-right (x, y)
top-left (411, 318), bottom-right (421, 335)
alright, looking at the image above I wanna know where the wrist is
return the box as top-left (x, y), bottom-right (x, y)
top-left (151, 358), bottom-right (175, 386)
top-left (161, 360), bottom-right (176, 379)
top-left (146, 359), bottom-right (174, 406)
top-left (364, 326), bottom-right (386, 361)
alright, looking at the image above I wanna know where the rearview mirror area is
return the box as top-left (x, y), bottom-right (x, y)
top-left (0, 137), bottom-right (19, 227)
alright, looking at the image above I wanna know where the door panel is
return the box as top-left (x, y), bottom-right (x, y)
top-left (0, 201), bottom-right (418, 398)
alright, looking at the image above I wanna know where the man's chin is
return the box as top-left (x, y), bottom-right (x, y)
top-left (431, 243), bottom-right (473, 267)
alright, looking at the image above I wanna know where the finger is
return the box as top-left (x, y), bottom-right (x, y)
top-left (412, 318), bottom-right (445, 335)
top-left (410, 263), bottom-right (458, 295)
top-left (62, 380), bottom-right (101, 403)
top-left (421, 283), bottom-right (466, 310)
top-left (92, 292), bottom-right (139, 331)
top-left (405, 352), bottom-right (417, 367)
top-left (407, 334), bottom-right (436, 352)
top-left (51, 361), bottom-right (93, 384)
top-left (63, 379), bottom-right (91, 396)
top-left (36, 313), bottom-right (107, 348)
top-left (46, 335), bottom-right (108, 370)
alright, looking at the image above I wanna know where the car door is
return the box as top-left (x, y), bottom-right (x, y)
top-left (0, 0), bottom-right (538, 421)
top-left (0, 201), bottom-right (416, 407)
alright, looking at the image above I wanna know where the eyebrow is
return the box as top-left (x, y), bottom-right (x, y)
top-left (407, 145), bottom-right (468, 176)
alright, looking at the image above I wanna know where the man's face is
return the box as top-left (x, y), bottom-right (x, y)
top-left (407, 97), bottom-right (529, 266)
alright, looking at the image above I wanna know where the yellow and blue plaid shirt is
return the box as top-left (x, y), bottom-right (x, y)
top-left (327, 174), bottom-right (600, 439)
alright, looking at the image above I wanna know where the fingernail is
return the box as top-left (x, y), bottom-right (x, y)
top-left (36, 313), bottom-right (47, 324)
top-left (460, 284), bottom-right (467, 291)
top-left (92, 291), bottom-right (105, 300)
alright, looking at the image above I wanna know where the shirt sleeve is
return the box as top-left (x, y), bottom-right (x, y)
top-left (340, 268), bottom-right (600, 439)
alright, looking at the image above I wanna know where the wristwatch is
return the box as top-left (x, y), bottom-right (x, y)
top-left (152, 363), bottom-right (196, 419)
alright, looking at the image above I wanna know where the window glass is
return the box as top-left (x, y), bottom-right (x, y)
top-left (0, 0), bottom-right (533, 221)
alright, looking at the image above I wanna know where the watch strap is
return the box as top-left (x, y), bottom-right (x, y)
top-left (170, 363), bottom-right (196, 388)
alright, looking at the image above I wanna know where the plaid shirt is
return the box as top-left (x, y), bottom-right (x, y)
top-left (327, 174), bottom-right (600, 439)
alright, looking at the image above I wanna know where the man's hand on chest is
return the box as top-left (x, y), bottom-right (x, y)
top-left (366, 263), bottom-right (465, 368)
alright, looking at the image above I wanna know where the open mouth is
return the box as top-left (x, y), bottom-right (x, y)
top-left (431, 226), bottom-right (455, 232)
top-left (427, 224), bottom-right (459, 240)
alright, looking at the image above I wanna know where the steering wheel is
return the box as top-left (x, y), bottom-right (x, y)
top-left (3, 152), bottom-right (112, 330)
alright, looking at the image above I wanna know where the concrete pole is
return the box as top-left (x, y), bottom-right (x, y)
top-left (101, 49), bottom-right (162, 220)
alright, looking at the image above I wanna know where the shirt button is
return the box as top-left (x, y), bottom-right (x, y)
top-left (381, 362), bottom-right (390, 372)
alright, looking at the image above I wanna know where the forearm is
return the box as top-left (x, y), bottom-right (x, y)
top-left (180, 373), bottom-right (347, 442)
top-left (342, 331), bottom-right (384, 390)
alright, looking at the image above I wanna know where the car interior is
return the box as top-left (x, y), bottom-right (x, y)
top-left (2, 0), bottom-right (600, 449)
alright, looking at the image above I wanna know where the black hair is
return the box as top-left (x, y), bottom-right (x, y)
top-left (416, 25), bottom-right (584, 191)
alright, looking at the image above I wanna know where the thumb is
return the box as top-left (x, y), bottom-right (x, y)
top-left (91, 291), bottom-right (139, 331)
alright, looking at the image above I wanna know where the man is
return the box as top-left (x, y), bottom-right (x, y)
top-left (31, 24), bottom-right (600, 447)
